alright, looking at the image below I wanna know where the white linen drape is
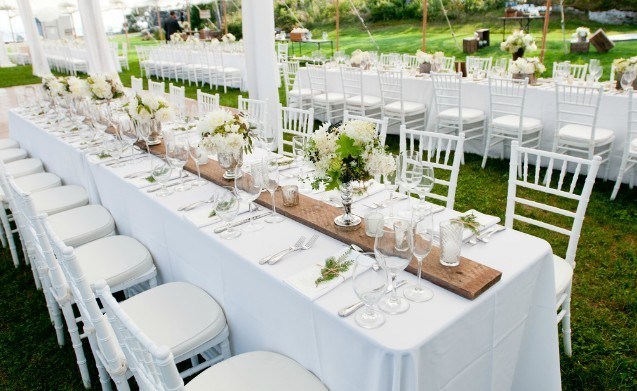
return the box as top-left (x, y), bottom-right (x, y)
top-left (241, 0), bottom-right (279, 133)
top-left (16, 0), bottom-right (50, 76)
top-left (78, 0), bottom-right (119, 74)
top-left (0, 40), bottom-right (15, 67)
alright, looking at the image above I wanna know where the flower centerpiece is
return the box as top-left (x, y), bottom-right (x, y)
top-left (42, 75), bottom-right (68, 98)
top-left (509, 57), bottom-right (546, 85)
top-left (197, 108), bottom-right (252, 179)
top-left (305, 120), bottom-right (396, 229)
top-left (221, 33), bottom-right (236, 43)
top-left (349, 49), bottom-right (371, 69)
top-left (86, 74), bottom-right (125, 101)
top-left (573, 27), bottom-right (591, 42)
top-left (613, 57), bottom-right (637, 90)
top-left (500, 30), bottom-right (537, 60)
top-left (415, 50), bottom-right (444, 73)
top-left (67, 76), bottom-right (90, 99)
top-left (171, 33), bottom-right (184, 43)
top-left (126, 93), bottom-right (175, 145)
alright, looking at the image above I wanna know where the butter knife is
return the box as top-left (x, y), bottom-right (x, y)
top-left (213, 212), bottom-right (271, 234)
top-left (338, 280), bottom-right (408, 317)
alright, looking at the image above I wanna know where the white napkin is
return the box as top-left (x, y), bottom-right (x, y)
top-left (459, 209), bottom-right (500, 241)
top-left (128, 170), bottom-right (186, 188)
top-left (285, 247), bottom-right (366, 301)
top-left (321, 182), bottom-right (386, 206)
top-left (182, 202), bottom-right (251, 228)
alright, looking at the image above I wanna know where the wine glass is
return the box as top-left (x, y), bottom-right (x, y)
top-left (621, 68), bottom-right (636, 91)
top-left (382, 155), bottom-right (399, 216)
top-left (262, 156), bottom-right (284, 223)
top-left (151, 158), bottom-right (173, 197)
top-left (404, 209), bottom-right (434, 302)
top-left (135, 120), bottom-right (153, 171)
top-left (292, 136), bottom-right (310, 191)
top-left (414, 163), bottom-right (435, 208)
top-left (105, 139), bottom-right (125, 167)
top-left (215, 186), bottom-right (241, 239)
top-left (166, 137), bottom-right (191, 192)
top-left (186, 133), bottom-right (207, 186)
top-left (351, 252), bottom-right (389, 329)
top-left (398, 150), bottom-right (423, 197)
top-left (374, 218), bottom-right (413, 315)
top-left (119, 118), bottom-right (139, 160)
top-left (234, 165), bottom-right (264, 232)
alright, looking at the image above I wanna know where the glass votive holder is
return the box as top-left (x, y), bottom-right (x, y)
top-left (439, 220), bottom-right (463, 267)
top-left (364, 212), bottom-right (385, 237)
top-left (281, 185), bottom-right (299, 207)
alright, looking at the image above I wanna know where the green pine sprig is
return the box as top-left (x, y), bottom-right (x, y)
top-left (97, 152), bottom-right (112, 159)
top-left (452, 212), bottom-right (480, 234)
top-left (315, 248), bottom-right (354, 287)
top-left (144, 175), bottom-right (156, 183)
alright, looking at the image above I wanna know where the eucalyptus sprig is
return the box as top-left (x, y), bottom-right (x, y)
top-left (144, 175), bottom-right (156, 183)
top-left (315, 248), bottom-right (354, 287)
top-left (97, 152), bottom-right (112, 159)
top-left (451, 213), bottom-right (480, 234)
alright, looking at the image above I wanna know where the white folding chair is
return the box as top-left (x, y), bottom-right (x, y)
top-left (130, 76), bottom-right (143, 94)
top-left (399, 125), bottom-right (464, 209)
top-left (611, 89), bottom-right (637, 200)
top-left (169, 83), bottom-right (186, 116)
top-left (197, 89), bottom-right (220, 115)
top-left (278, 105), bottom-right (315, 158)
top-left (307, 63), bottom-right (345, 123)
top-left (506, 142), bottom-right (601, 356)
top-left (343, 111), bottom-right (388, 147)
top-left (238, 95), bottom-right (268, 135)
top-left (148, 79), bottom-right (166, 97)
top-left (340, 66), bottom-right (381, 118)
top-left (378, 68), bottom-right (428, 132)
top-left (482, 77), bottom-right (543, 168)
top-left (552, 84), bottom-right (614, 180)
top-left (283, 61), bottom-right (314, 110)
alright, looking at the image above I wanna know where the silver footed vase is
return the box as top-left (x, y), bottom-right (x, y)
top-left (334, 182), bottom-right (361, 230)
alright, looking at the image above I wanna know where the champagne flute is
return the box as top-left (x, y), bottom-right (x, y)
top-left (186, 133), bottom-right (207, 186)
top-left (404, 210), bottom-right (434, 302)
top-left (234, 165), bottom-right (264, 232)
top-left (352, 252), bottom-right (389, 329)
top-left (374, 218), bottom-right (413, 315)
top-left (216, 186), bottom-right (241, 239)
top-left (262, 156), bottom-right (284, 223)
top-left (151, 158), bottom-right (173, 197)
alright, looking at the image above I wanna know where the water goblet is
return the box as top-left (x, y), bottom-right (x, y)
top-left (151, 158), bottom-right (173, 197)
top-left (166, 137), bottom-right (191, 192)
top-left (414, 163), bottom-right (435, 207)
top-left (216, 187), bottom-right (241, 240)
top-left (186, 134), bottom-right (207, 186)
top-left (352, 252), bottom-right (389, 329)
top-left (234, 165), bottom-right (264, 232)
top-left (382, 155), bottom-right (399, 216)
top-left (398, 150), bottom-right (423, 201)
top-left (262, 156), bottom-right (284, 223)
top-left (105, 139), bottom-right (125, 167)
top-left (374, 218), bottom-right (413, 315)
top-left (404, 209), bottom-right (434, 302)
top-left (621, 68), bottom-right (636, 91)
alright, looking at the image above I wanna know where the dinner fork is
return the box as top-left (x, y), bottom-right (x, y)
top-left (269, 233), bottom-right (319, 265)
top-left (178, 193), bottom-right (217, 211)
top-left (259, 236), bottom-right (305, 265)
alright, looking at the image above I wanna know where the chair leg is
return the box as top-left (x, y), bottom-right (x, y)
top-left (561, 285), bottom-right (573, 357)
top-left (611, 160), bottom-right (628, 200)
top-left (481, 129), bottom-right (492, 169)
top-left (62, 303), bottom-right (92, 389)
top-left (0, 207), bottom-right (19, 267)
top-left (42, 285), bottom-right (65, 346)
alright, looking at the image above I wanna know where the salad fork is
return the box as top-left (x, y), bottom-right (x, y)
top-left (259, 236), bottom-right (305, 265)
top-left (269, 233), bottom-right (319, 265)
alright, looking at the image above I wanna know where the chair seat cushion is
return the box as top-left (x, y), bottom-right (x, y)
top-left (289, 88), bottom-right (313, 97)
top-left (346, 94), bottom-right (382, 107)
top-left (558, 124), bottom-right (615, 144)
top-left (629, 138), bottom-right (637, 154)
top-left (220, 67), bottom-right (240, 74)
top-left (185, 351), bottom-right (327, 391)
top-left (0, 172), bottom-right (61, 203)
top-left (384, 100), bottom-right (426, 115)
top-left (313, 92), bottom-right (345, 104)
top-left (0, 139), bottom-right (19, 150)
top-left (5, 158), bottom-right (43, 178)
top-left (553, 254), bottom-right (574, 296)
top-left (47, 205), bottom-right (115, 248)
top-left (31, 185), bottom-right (89, 216)
top-left (438, 108), bottom-right (486, 123)
top-left (491, 115), bottom-right (543, 133)
top-left (77, 235), bottom-right (154, 289)
top-left (120, 282), bottom-right (226, 358)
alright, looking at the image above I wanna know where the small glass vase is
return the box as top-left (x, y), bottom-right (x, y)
top-left (439, 220), bottom-right (463, 267)
top-left (334, 182), bottom-right (362, 230)
top-left (217, 150), bottom-right (243, 180)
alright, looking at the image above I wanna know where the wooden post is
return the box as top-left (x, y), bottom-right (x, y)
top-left (157, 6), bottom-right (163, 41)
top-left (222, 0), bottom-right (227, 35)
top-left (187, 0), bottom-right (191, 27)
top-left (422, 0), bottom-right (428, 51)
top-left (540, 0), bottom-right (551, 63)
top-left (335, 0), bottom-right (339, 50)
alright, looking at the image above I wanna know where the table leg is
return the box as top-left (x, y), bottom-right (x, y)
top-left (330, 41), bottom-right (334, 57)
top-left (502, 20), bottom-right (506, 42)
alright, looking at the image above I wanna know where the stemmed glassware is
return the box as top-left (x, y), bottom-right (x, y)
top-left (234, 164), bottom-right (264, 232)
top-left (414, 163), bottom-right (435, 209)
top-left (382, 155), bottom-right (399, 215)
top-left (588, 59), bottom-right (603, 83)
top-left (215, 186), bottom-right (241, 240)
top-left (404, 209), bottom-right (434, 302)
top-left (151, 158), bottom-right (173, 197)
top-left (105, 139), bottom-right (126, 166)
top-left (262, 156), bottom-right (284, 224)
top-left (374, 218), bottom-right (413, 314)
top-left (135, 120), bottom-right (153, 171)
top-left (621, 67), bottom-right (636, 91)
top-left (165, 135), bottom-right (191, 192)
top-left (351, 252), bottom-right (389, 329)
top-left (292, 136), bottom-right (310, 192)
top-left (186, 133), bottom-right (207, 186)
top-left (398, 151), bottom-right (423, 213)
top-left (119, 118), bottom-right (139, 161)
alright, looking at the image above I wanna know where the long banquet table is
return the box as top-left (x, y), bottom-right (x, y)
top-left (296, 67), bottom-right (631, 182)
top-left (9, 109), bottom-right (561, 391)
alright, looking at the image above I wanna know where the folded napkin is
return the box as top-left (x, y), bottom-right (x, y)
top-left (321, 182), bottom-right (386, 206)
top-left (285, 247), bottom-right (368, 301)
top-left (449, 209), bottom-right (500, 242)
top-left (182, 202), bottom-right (251, 228)
top-left (128, 169), bottom-right (186, 188)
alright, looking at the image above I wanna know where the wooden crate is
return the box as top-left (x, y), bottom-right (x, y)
top-left (570, 41), bottom-right (590, 54)
top-left (290, 32), bottom-right (306, 42)
top-left (590, 29), bottom-right (615, 53)
top-left (463, 38), bottom-right (478, 54)
top-left (476, 28), bottom-right (490, 48)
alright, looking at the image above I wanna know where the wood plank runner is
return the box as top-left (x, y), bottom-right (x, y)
top-left (140, 139), bottom-right (501, 300)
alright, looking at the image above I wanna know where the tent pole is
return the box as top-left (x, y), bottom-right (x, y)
top-left (336, 0), bottom-right (339, 51)
top-left (422, 0), bottom-right (427, 51)
top-left (187, 0), bottom-right (191, 27)
top-left (540, 0), bottom-right (552, 63)
top-left (222, 0), bottom-right (227, 35)
top-left (560, 0), bottom-right (566, 54)
top-left (157, 6), bottom-right (163, 41)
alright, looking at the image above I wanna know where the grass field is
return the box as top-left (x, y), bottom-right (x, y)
top-left (0, 14), bottom-right (636, 391)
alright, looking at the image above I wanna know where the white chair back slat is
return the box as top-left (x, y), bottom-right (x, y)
top-left (553, 61), bottom-right (588, 81)
top-left (488, 76), bottom-right (528, 120)
top-left (440, 56), bottom-right (456, 72)
top-left (131, 76), bottom-right (144, 93)
top-left (466, 56), bottom-right (493, 72)
top-left (278, 105), bottom-right (314, 158)
top-left (554, 84), bottom-right (603, 145)
top-left (238, 95), bottom-right (268, 134)
top-left (148, 80), bottom-right (165, 97)
top-left (306, 64), bottom-right (328, 96)
top-left (380, 53), bottom-right (401, 67)
top-left (377, 69), bottom-right (403, 104)
top-left (197, 89), bottom-right (220, 115)
top-left (169, 83), bottom-right (186, 115)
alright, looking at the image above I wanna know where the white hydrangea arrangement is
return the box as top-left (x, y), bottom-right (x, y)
top-left (415, 50), bottom-right (444, 64)
top-left (500, 30), bottom-right (537, 54)
top-left (171, 33), bottom-right (184, 42)
top-left (349, 49), bottom-right (371, 67)
top-left (42, 75), bottom-right (68, 97)
top-left (574, 27), bottom-right (591, 40)
top-left (509, 57), bottom-right (546, 77)
top-left (197, 108), bottom-right (252, 154)
top-left (66, 76), bottom-right (90, 99)
top-left (126, 93), bottom-right (175, 123)
top-left (613, 57), bottom-right (637, 74)
top-left (304, 120), bottom-right (395, 191)
top-left (86, 74), bottom-right (125, 101)
top-left (222, 33), bottom-right (236, 43)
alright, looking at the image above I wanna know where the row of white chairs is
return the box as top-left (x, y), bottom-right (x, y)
top-left (130, 77), bottom-right (221, 118)
top-left (0, 133), bottom-right (327, 389)
top-left (43, 44), bottom-right (89, 76)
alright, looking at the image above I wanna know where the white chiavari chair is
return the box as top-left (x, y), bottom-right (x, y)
top-left (466, 56), bottom-right (493, 73)
top-left (611, 89), bottom-right (637, 200)
top-left (283, 61), bottom-right (314, 110)
top-left (399, 125), bottom-right (464, 209)
top-left (149, 79), bottom-right (166, 97)
top-left (440, 56), bottom-right (456, 72)
top-left (197, 89), bottom-right (220, 116)
top-left (380, 52), bottom-right (401, 68)
top-left (211, 49), bottom-right (241, 93)
top-left (343, 111), bottom-right (388, 147)
top-left (340, 66), bottom-right (382, 118)
top-left (482, 77), bottom-right (543, 168)
top-left (378, 68), bottom-right (428, 132)
top-left (307, 63), bottom-right (345, 123)
top-left (118, 42), bottom-right (129, 71)
top-left (553, 61), bottom-right (588, 81)
top-left (136, 46), bottom-right (153, 78)
top-left (278, 105), bottom-right (314, 158)
top-left (169, 83), bottom-right (186, 116)
top-left (506, 142), bottom-right (601, 356)
top-left (131, 76), bottom-right (143, 94)
top-left (277, 42), bottom-right (289, 67)
top-left (402, 54), bottom-right (420, 70)
top-left (238, 95), bottom-right (268, 134)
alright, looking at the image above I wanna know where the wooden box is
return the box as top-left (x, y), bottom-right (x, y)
top-left (290, 32), bottom-right (306, 42)
top-left (590, 29), bottom-right (615, 53)
top-left (476, 28), bottom-right (490, 48)
top-left (570, 41), bottom-right (590, 54)
top-left (463, 38), bottom-right (478, 54)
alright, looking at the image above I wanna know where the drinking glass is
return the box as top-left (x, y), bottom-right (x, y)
top-left (414, 163), bottom-right (435, 208)
top-left (398, 151), bottom-right (423, 195)
top-left (374, 218), bottom-right (413, 314)
top-left (216, 186), bottom-right (241, 239)
top-left (292, 136), bottom-right (310, 191)
top-left (234, 165), bottom-right (264, 232)
top-left (262, 156), bottom-right (284, 223)
top-left (352, 252), bottom-right (389, 329)
top-left (166, 138), bottom-right (191, 192)
top-left (151, 158), bottom-right (173, 197)
top-left (621, 68), bottom-right (636, 91)
top-left (382, 155), bottom-right (399, 216)
top-left (105, 139), bottom-right (125, 167)
top-left (186, 133), bottom-right (207, 186)
top-left (404, 209), bottom-right (434, 302)
top-left (135, 120), bottom-right (153, 171)
top-left (119, 118), bottom-right (139, 160)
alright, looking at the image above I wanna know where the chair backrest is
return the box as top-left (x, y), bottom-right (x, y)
top-left (399, 126), bottom-right (464, 209)
top-left (554, 84), bottom-right (603, 146)
top-left (440, 56), bottom-right (456, 72)
top-left (380, 53), bottom-right (401, 68)
top-left (278, 105), bottom-right (314, 158)
top-left (306, 64), bottom-right (328, 96)
top-left (5, 175), bottom-right (39, 265)
top-left (553, 61), bottom-right (588, 81)
top-left (340, 65), bottom-right (363, 98)
top-left (169, 83), bottom-right (186, 114)
top-left (238, 95), bottom-right (268, 134)
top-left (197, 89), bottom-right (220, 115)
top-left (282, 60), bottom-right (301, 94)
top-left (430, 72), bottom-right (463, 131)
top-left (148, 80), bottom-right (165, 97)
top-left (96, 281), bottom-right (185, 391)
top-left (377, 68), bottom-right (403, 106)
top-left (402, 54), bottom-right (419, 70)
top-left (493, 58), bottom-right (509, 73)
top-left (466, 56), bottom-right (493, 72)
top-left (506, 142), bottom-right (601, 267)
top-left (277, 43), bottom-right (288, 63)
top-left (488, 76), bottom-right (529, 131)
top-left (343, 111), bottom-right (388, 147)
top-left (628, 89), bottom-right (637, 144)
top-left (131, 76), bottom-right (143, 93)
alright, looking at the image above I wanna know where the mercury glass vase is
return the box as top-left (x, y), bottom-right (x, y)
top-left (334, 182), bottom-right (362, 230)
top-left (217, 149), bottom-right (243, 180)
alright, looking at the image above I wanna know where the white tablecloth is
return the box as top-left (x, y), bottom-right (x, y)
top-left (9, 109), bottom-right (561, 391)
top-left (296, 67), bottom-right (631, 182)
